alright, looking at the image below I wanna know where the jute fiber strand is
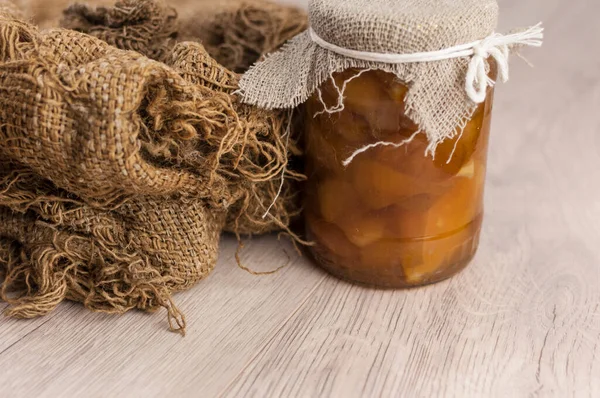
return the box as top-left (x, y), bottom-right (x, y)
top-left (238, 0), bottom-right (541, 155)
top-left (0, 0), bottom-right (305, 333)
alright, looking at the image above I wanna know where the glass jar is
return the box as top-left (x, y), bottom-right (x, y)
top-left (304, 66), bottom-right (496, 288)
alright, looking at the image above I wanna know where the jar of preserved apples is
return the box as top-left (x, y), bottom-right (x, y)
top-left (239, 0), bottom-right (543, 287)
top-left (303, 67), bottom-right (495, 287)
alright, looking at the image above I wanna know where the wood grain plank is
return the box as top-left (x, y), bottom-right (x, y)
top-left (222, 0), bottom-right (600, 396)
top-left (0, 236), bottom-right (326, 397)
top-left (223, 232), bottom-right (600, 396)
top-left (0, 301), bottom-right (71, 355)
top-left (0, 315), bottom-right (63, 354)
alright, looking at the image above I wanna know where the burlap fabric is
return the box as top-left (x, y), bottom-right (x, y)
top-left (168, 41), bottom-right (305, 235)
top-left (62, 0), bottom-right (309, 73)
top-left (12, 0), bottom-right (115, 27)
top-left (61, 0), bottom-right (179, 61)
top-left (238, 0), bottom-right (501, 153)
top-left (0, 0), bottom-right (306, 333)
top-left (0, 163), bottom-right (224, 332)
top-left (59, 0), bottom-right (306, 235)
top-left (178, 0), bottom-right (308, 73)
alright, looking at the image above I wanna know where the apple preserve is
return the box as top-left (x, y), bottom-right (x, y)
top-left (305, 68), bottom-right (495, 287)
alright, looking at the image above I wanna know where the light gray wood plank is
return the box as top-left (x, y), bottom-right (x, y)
top-left (0, 300), bottom-right (71, 355)
top-left (223, 231), bottom-right (600, 397)
top-left (0, 236), bottom-right (326, 397)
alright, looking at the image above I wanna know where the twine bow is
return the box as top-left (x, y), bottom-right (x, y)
top-left (465, 25), bottom-right (543, 103)
top-left (309, 23), bottom-right (544, 104)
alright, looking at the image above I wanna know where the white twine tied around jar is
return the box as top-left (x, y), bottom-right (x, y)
top-left (309, 23), bottom-right (544, 166)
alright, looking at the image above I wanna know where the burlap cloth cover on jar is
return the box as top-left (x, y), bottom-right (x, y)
top-left (238, 0), bottom-right (543, 156)
top-left (0, 0), bottom-right (307, 334)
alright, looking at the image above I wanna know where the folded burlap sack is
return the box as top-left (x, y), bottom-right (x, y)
top-left (12, 0), bottom-right (114, 27)
top-left (0, 0), bottom-right (306, 333)
top-left (61, 0), bottom-right (179, 61)
top-left (61, 0), bottom-right (308, 72)
top-left (177, 0), bottom-right (308, 72)
top-left (14, 0), bottom-right (307, 71)
top-left (0, 163), bottom-right (224, 332)
top-left (60, 0), bottom-right (307, 235)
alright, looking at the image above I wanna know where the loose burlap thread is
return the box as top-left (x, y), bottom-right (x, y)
top-left (0, 0), bottom-right (306, 333)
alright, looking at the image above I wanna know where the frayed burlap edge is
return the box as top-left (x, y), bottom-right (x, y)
top-left (238, 31), bottom-right (485, 155)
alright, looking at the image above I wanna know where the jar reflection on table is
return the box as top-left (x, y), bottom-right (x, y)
top-left (304, 67), bottom-right (496, 288)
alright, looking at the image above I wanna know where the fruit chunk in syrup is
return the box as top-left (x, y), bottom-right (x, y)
top-left (305, 68), bottom-right (494, 287)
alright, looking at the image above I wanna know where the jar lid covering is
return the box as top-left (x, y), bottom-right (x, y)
top-left (238, 0), bottom-right (541, 154)
top-left (310, 0), bottom-right (498, 54)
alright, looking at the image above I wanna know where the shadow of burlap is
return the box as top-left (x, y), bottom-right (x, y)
top-left (0, 0), bottom-right (307, 334)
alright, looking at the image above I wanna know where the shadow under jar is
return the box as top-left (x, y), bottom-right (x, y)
top-left (305, 65), bottom-right (497, 288)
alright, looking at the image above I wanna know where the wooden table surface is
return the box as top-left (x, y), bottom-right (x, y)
top-left (2, 0), bottom-right (599, 397)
